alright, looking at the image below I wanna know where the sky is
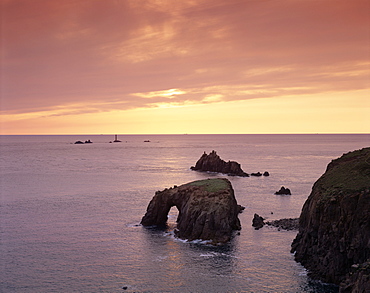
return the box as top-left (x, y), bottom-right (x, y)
top-left (1, 0), bottom-right (369, 134)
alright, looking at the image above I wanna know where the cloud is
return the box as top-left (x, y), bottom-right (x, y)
top-left (132, 89), bottom-right (187, 99)
top-left (1, 0), bottom-right (369, 118)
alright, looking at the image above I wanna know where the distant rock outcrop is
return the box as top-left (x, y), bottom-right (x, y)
top-left (141, 178), bottom-right (243, 243)
top-left (251, 216), bottom-right (299, 231)
top-left (251, 172), bottom-right (262, 177)
top-left (275, 186), bottom-right (291, 195)
top-left (266, 218), bottom-right (299, 231)
top-left (74, 140), bottom-right (92, 144)
top-left (252, 213), bottom-right (265, 230)
top-left (190, 150), bottom-right (249, 177)
top-left (251, 171), bottom-right (270, 177)
top-left (291, 147), bottom-right (370, 290)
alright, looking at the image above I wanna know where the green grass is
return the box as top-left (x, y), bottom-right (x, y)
top-left (315, 148), bottom-right (370, 206)
top-left (321, 147), bottom-right (370, 192)
top-left (186, 178), bottom-right (230, 193)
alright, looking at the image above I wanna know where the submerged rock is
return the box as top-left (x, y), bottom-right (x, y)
top-left (291, 147), bottom-right (370, 289)
top-left (190, 150), bottom-right (249, 177)
top-left (141, 178), bottom-right (243, 243)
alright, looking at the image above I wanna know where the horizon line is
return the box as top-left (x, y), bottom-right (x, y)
top-left (1, 133), bottom-right (369, 136)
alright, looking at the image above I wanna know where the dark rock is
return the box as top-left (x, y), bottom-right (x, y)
top-left (251, 172), bottom-right (262, 177)
top-left (266, 218), bottom-right (299, 231)
top-left (141, 178), bottom-right (242, 244)
top-left (252, 213), bottom-right (265, 230)
top-left (84, 139), bottom-right (92, 143)
top-left (339, 260), bottom-right (370, 293)
top-left (190, 150), bottom-right (249, 177)
top-left (237, 204), bottom-right (245, 213)
top-left (291, 147), bottom-right (370, 288)
top-left (74, 141), bottom-right (84, 144)
top-left (275, 186), bottom-right (291, 195)
top-left (251, 171), bottom-right (270, 177)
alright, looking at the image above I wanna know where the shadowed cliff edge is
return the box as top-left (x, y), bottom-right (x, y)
top-left (141, 178), bottom-right (243, 244)
top-left (291, 147), bottom-right (370, 292)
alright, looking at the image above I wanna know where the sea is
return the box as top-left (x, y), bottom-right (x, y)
top-left (0, 134), bottom-right (369, 293)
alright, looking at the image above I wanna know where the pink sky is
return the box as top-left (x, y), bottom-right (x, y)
top-left (1, 0), bottom-right (369, 134)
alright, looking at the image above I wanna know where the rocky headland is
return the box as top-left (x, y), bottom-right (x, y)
top-left (291, 147), bottom-right (370, 292)
top-left (141, 178), bottom-right (243, 244)
top-left (190, 150), bottom-right (249, 177)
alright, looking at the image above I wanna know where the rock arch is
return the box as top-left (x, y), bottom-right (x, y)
top-left (141, 178), bottom-right (243, 243)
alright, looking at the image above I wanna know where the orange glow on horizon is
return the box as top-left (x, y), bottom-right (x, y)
top-left (1, 0), bottom-right (369, 134)
top-left (1, 90), bottom-right (369, 135)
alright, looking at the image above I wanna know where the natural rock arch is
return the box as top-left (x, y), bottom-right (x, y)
top-left (141, 178), bottom-right (243, 243)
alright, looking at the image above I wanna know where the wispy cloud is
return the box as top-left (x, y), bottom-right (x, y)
top-left (1, 0), bottom-right (369, 119)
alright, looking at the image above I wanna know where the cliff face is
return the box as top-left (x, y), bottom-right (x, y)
top-left (141, 178), bottom-right (242, 243)
top-left (291, 147), bottom-right (370, 289)
top-left (190, 150), bottom-right (249, 177)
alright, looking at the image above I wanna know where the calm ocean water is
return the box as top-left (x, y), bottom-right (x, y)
top-left (1, 134), bottom-right (369, 292)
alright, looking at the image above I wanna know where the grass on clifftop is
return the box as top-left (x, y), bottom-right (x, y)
top-left (186, 178), bottom-right (230, 193)
top-left (320, 147), bottom-right (370, 193)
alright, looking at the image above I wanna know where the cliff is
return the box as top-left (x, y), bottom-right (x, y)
top-left (190, 150), bottom-right (249, 177)
top-left (291, 147), bottom-right (370, 290)
top-left (141, 178), bottom-right (242, 243)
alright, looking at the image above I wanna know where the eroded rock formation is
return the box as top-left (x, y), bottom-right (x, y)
top-left (275, 186), bottom-right (291, 195)
top-left (291, 147), bottom-right (370, 290)
top-left (190, 150), bottom-right (249, 177)
top-left (141, 178), bottom-right (243, 243)
top-left (252, 213), bottom-right (265, 229)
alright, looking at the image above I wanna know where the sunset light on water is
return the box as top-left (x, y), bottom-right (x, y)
top-left (1, 1), bottom-right (369, 292)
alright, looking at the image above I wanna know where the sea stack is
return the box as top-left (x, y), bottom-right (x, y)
top-left (291, 147), bottom-right (370, 291)
top-left (275, 186), bottom-right (291, 195)
top-left (141, 178), bottom-right (243, 244)
top-left (190, 150), bottom-right (249, 177)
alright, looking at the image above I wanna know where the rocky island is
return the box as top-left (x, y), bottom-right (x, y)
top-left (275, 186), bottom-right (291, 195)
top-left (141, 178), bottom-right (243, 244)
top-left (190, 150), bottom-right (249, 177)
top-left (291, 147), bottom-right (370, 292)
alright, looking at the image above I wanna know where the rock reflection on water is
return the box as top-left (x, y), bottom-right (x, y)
top-left (141, 224), bottom-right (240, 292)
